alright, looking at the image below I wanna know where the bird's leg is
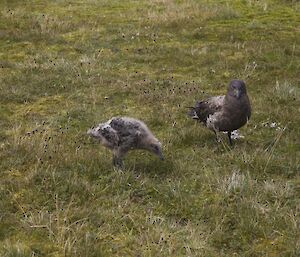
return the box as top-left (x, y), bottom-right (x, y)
top-left (214, 130), bottom-right (221, 143)
top-left (112, 149), bottom-right (125, 169)
top-left (227, 131), bottom-right (233, 146)
top-left (112, 155), bottom-right (123, 169)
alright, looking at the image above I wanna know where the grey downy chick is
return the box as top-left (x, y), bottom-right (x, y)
top-left (187, 80), bottom-right (251, 145)
top-left (87, 116), bottom-right (164, 168)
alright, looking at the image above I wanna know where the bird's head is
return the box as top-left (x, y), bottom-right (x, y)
top-left (149, 140), bottom-right (164, 161)
top-left (228, 80), bottom-right (247, 99)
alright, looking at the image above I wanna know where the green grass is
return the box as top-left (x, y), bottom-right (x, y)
top-left (0, 0), bottom-right (299, 256)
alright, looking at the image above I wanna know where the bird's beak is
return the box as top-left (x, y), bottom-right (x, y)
top-left (158, 151), bottom-right (164, 161)
top-left (235, 89), bottom-right (242, 99)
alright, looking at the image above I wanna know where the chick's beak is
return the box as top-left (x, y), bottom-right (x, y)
top-left (158, 150), bottom-right (164, 161)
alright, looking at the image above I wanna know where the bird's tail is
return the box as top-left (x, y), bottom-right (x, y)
top-left (186, 107), bottom-right (199, 120)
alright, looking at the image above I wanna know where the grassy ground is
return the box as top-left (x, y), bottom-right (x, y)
top-left (0, 0), bottom-right (299, 256)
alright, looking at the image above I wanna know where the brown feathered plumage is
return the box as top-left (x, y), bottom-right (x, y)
top-left (187, 80), bottom-right (251, 145)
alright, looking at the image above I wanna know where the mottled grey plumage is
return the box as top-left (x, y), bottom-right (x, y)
top-left (187, 80), bottom-right (251, 145)
top-left (87, 117), bottom-right (164, 168)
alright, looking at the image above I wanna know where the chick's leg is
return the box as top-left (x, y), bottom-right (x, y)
top-left (112, 149), bottom-right (126, 169)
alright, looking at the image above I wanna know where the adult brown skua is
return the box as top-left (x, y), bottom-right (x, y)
top-left (187, 80), bottom-right (251, 145)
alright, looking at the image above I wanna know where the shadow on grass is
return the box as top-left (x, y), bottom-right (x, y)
top-left (128, 157), bottom-right (175, 178)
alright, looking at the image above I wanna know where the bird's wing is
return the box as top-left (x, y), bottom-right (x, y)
top-left (109, 117), bottom-right (131, 135)
top-left (108, 117), bottom-right (142, 146)
top-left (188, 95), bottom-right (225, 123)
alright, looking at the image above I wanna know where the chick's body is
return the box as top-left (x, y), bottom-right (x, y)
top-left (88, 117), bottom-right (163, 168)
